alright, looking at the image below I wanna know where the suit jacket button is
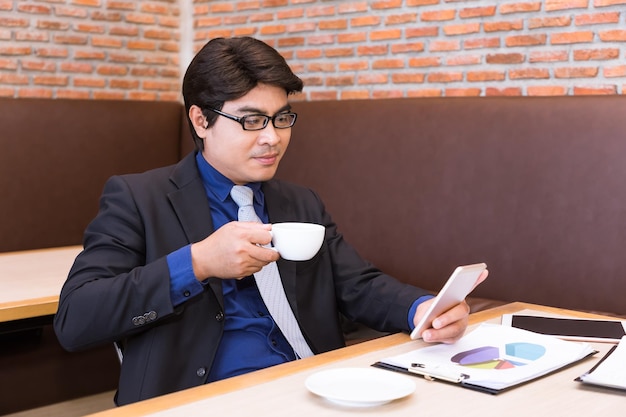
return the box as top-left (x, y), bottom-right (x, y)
top-left (147, 311), bottom-right (157, 321)
top-left (215, 311), bottom-right (224, 322)
top-left (196, 367), bottom-right (207, 377)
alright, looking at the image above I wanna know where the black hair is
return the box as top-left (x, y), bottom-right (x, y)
top-left (182, 37), bottom-right (304, 150)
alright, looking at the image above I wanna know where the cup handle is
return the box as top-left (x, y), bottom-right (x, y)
top-left (266, 230), bottom-right (278, 251)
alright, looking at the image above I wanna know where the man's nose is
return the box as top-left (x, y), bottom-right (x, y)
top-left (257, 123), bottom-right (281, 144)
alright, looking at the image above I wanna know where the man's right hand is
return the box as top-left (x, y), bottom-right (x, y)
top-left (190, 221), bottom-right (280, 281)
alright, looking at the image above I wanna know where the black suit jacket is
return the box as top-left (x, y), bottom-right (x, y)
top-left (54, 152), bottom-right (427, 405)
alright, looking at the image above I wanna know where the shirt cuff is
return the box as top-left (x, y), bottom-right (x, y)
top-left (167, 245), bottom-right (204, 307)
top-left (407, 294), bottom-right (435, 330)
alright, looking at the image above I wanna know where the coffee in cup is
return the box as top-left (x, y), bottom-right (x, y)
top-left (270, 222), bottom-right (325, 261)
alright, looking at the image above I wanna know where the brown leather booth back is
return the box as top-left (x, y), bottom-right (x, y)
top-left (279, 96), bottom-right (626, 316)
top-left (0, 98), bottom-right (185, 252)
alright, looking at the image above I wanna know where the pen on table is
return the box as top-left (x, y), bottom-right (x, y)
top-left (409, 362), bottom-right (468, 383)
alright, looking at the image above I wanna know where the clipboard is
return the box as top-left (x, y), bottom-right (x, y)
top-left (372, 360), bottom-right (501, 395)
top-left (373, 323), bottom-right (597, 395)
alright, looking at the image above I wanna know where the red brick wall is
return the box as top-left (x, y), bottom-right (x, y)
top-left (0, 0), bottom-right (181, 100)
top-left (193, 0), bottom-right (626, 100)
top-left (1, 1), bottom-right (625, 101)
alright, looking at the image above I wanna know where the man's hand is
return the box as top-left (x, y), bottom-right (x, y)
top-left (415, 299), bottom-right (470, 344)
top-left (190, 222), bottom-right (280, 280)
top-left (414, 269), bottom-right (489, 344)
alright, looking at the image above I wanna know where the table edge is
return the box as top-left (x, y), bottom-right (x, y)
top-left (0, 297), bottom-right (58, 322)
top-left (85, 302), bottom-right (616, 417)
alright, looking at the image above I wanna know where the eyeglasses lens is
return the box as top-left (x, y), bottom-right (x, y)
top-left (274, 113), bottom-right (296, 128)
top-left (242, 113), bottom-right (296, 131)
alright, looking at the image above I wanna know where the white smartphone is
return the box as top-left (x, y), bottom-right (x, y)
top-left (410, 262), bottom-right (487, 340)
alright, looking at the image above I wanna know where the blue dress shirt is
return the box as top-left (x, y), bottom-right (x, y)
top-left (166, 153), bottom-right (294, 382)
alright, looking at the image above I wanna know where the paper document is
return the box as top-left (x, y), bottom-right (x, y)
top-left (578, 336), bottom-right (626, 390)
top-left (374, 323), bottom-right (596, 394)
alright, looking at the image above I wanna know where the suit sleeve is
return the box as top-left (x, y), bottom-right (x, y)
top-left (54, 175), bottom-right (178, 351)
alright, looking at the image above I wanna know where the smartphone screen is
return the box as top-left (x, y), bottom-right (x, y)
top-left (505, 315), bottom-right (626, 342)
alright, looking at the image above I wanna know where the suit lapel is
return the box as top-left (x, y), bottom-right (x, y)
top-left (167, 153), bottom-right (224, 307)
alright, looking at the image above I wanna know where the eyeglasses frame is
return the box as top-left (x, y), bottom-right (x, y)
top-left (207, 108), bottom-right (298, 131)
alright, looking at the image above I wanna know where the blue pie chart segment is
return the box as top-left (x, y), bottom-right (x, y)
top-left (505, 342), bottom-right (546, 361)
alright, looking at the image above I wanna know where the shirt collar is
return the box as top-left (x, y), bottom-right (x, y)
top-left (195, 152), bottom-right (263, 204)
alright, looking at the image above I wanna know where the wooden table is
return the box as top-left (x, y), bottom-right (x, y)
top-left (0, 245), bottom-right (82, 323)
top-left (86, 302), bottom-right (626, 417)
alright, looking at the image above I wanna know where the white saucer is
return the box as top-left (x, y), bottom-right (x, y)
top-left (305, 367), bottom-right (416, 407)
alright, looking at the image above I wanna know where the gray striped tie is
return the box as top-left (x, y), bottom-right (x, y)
top-left (230, 185), bottom-right (314, 359)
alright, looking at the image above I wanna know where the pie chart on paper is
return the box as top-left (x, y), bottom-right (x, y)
top-left (451, 343), bottom-right (546, 370)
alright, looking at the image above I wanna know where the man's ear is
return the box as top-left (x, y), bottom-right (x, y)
top-left (189, 105), bottom-right (208, 137)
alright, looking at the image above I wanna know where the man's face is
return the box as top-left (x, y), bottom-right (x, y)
top-left (201, 83), bottom-right (292, 185)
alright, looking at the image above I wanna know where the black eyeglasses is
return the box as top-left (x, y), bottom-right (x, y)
top-left (208, 108), bottom-right (297, 131)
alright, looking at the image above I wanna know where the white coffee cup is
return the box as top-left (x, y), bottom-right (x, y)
top-left (270, 222), bottom-right (325, 261)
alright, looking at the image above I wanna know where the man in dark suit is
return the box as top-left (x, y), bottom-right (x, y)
top-left (54, 37), bottom-right (486, 406)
